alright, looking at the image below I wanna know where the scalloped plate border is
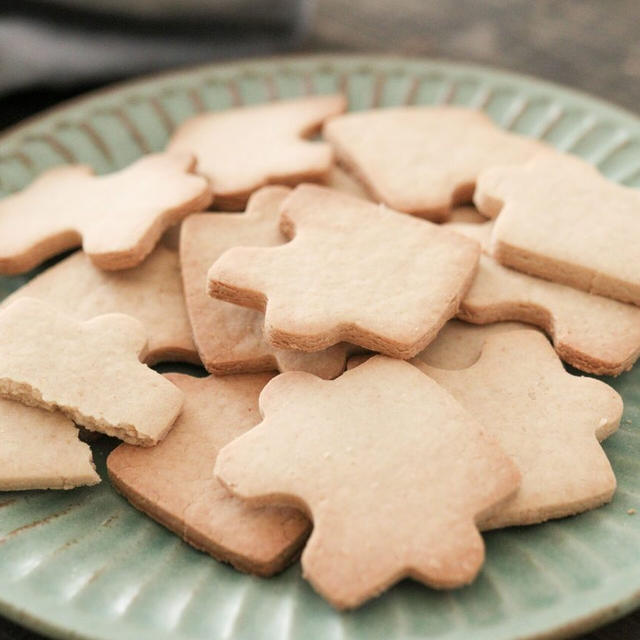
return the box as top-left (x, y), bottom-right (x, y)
top-left (0, 55), bottom-right (640, 640)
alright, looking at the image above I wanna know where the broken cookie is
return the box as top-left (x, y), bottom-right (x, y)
top-left (0, 298), bottom-right (183, 446)
top-left (0, 398), bottom-right (99, 491)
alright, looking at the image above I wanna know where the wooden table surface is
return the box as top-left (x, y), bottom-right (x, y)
top-left (311, 0), bottom-right (640, 113)
top-left (1, 1), bottom-right (640, 638)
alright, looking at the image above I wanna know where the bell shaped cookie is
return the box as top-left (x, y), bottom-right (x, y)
top-left (324, 106), bottom-right (544, 220)
top-left (215, 356), bottom-right (519, 609)
top-left (416, 330), bottom-right (621, 529)
top-left (181, 186), bottom-right (352, 377)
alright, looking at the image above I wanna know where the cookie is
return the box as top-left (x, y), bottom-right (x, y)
top-left (476, 153), bottom-right (640, 305)
top-left (215, 356), bottom-right (520, 609)
top-left (414, 319), bottom-right (532, 370)
top-left (448, 219), bottom-right (640, 375)
top-left (0, 398), bottom-right (99, 491)
top-left (180, 187), bottom-right (352, 376)
top-left (168, 95), bottom-right (346, 210)
top-left (447, 205), bottom-right (487, 224)
top-left (345, 320), bottom-right (531, 371)
top-left (0, 298), bottom-right (183, 446)
top-left (416, 329), bottom-right (621, 529)
top-left (325, 166), bottom-right (373, 201)
top-left (160, 222), bottom-right (183, 251)
top-left (107, 373), bottom-right (310, 576)
top-left (0, 153), bottom-right (211, 274)
top-left (323, 106), bottom-right (543, 221)
top-left (3, 246), bottom-right (198, 366)
top-left (207, 185), bottom-right (480, 359)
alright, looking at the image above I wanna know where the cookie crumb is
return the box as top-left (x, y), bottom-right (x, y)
top-left (628, 508), bottom-right (636, 515)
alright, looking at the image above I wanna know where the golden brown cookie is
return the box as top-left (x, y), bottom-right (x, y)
top-left (108, 373), bottom-right (310, 576)
top-left (476, 153), bottom-right (640, 306)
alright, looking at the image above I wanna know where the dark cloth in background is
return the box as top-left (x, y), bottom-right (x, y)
top-left (0, 0), bottom-right (314, 128)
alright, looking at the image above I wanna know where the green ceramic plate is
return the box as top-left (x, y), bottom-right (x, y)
top-left (1, 55), bottom-right (640, 640)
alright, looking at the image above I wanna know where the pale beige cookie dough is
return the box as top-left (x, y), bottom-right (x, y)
top-left (181, 186), bottom-right (352, 377)
top-left (168, 95), bottom-right (346, 210)
top-left (447, 219), bottom-right (640, 375)
top-left (0, 153), bottom-right (212, 274)
top-left (324, 106), bottom-right (544, 220)
top-left (107, 373), bottom-right (310, 576)
top-left (0, 298), bottom-right (183, 446)
top-left (0, 398), bottom-right (99, 491)
top-left (208, 185), bottom-right (480, 359)
top-left (3, 246), bottom-right (198, 366)
top-left (416, 330), bottom-right (621, 529)
top-left (215, 356), bottom-right (519, 609)
top-left (476, 153), bottom-right (640, 306)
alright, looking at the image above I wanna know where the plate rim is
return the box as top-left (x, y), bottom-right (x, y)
top-left (1, 53), bottom-right (640, 640)
top-left (2, 53), bottom-right (640, 146)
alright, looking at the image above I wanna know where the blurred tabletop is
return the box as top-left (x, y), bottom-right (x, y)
top-left (1, 1), bottom-right (640, 639)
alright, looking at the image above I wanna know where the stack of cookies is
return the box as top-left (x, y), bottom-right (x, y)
top-left (1, 95), bottom-right (636, 610)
